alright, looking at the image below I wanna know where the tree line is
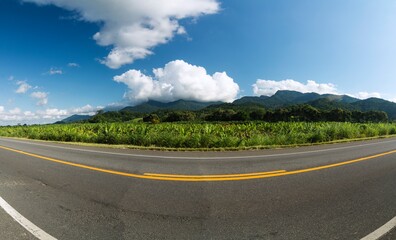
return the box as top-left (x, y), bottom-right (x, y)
top-left (83, 104), bottom-right (389, 124)
top-left (140, 105), bottom-right (388, 123)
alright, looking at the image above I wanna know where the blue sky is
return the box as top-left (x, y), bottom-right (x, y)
top-left (1, 0), bottom-right (396, 124)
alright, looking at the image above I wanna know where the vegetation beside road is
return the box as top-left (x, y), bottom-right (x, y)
top-left (86, 104), bottom-right (390, 124)
top-left (2, 91), bottom-right (395, 150)
top-left (0, 122), bottom-right (395, 149)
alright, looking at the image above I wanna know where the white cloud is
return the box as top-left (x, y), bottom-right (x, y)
top-left (114, 60), bottom-right (240, 104)
top-left (253, 79), bottom-right (338, 96)
top-left (0, 110), bottom-right (28, 122)
top-left (0, 104), bottom-right (102, 125)
top-left (69, 104), bottom-right (103, 115)
top-left (355, 92), bottom-right (382, 99)
top-left (36, 108), bottom-right (68, 119)
top-left (9, 108), bottom-right (21, 115)
top-left (23, 0), bottom-right (220, 69)
top-left (68, 62), bottom-right (80, 67)
top-left (15, 81), bottom-right (32, 94)
top-left (30, 92), bottom-right (49, 106)
top-left (47, 68), bottom-right (63, 75)
top-left (252, 79), bottom-right (396, 103)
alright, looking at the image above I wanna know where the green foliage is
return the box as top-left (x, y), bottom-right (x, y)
top-left (121, 99), bottom-right (219, 113)
top-left (143, 114), bottom-right (160, 124)
top-left (77, 90), bottom-right (394, 124)
top-left (0, 122), bottom-right (395, 149)
top-left (233, 90), bottom-right (396, 120)
top-left (352, 98), bottom-right (396, 119)
top-left (88, 110), bottom-right (143, 123)
top-left (163, 111), bottom-right (196, 122)
top-left (201, 105), bottom-right (388, 123)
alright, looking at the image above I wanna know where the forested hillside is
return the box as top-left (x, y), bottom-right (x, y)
top-left (59, 90), bottom-right (396, 124)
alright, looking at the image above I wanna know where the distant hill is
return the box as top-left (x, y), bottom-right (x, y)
top-left (352, 98), bottom-right (396, 119)
top-left (121, 99), bottom-right (221, 113)
top-left (88, 90), bottom-right (396, 122)
top-left (321, 94), bottom-right (359, 104)
top-left (56, 114), bottom-right (91, 124)
top-left (305, 98), bottom-right (356, 111)
top-left (203, 102), bottom-right (267, 113)
top-left (233, 95), bottom-right (269, 105)
top-left (233, 90), bottom-right (360, 108)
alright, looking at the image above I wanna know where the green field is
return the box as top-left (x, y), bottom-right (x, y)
top-left (1, 122), bottom-right (395, 150)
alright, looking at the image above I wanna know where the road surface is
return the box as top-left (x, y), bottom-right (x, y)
top-left (0, 137), bottom-right (395, 239)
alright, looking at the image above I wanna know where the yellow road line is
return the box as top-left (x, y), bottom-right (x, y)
top-left (144, 170), bottom-right (286, 178)
top-left (0, 145), bottom-right (395, 182)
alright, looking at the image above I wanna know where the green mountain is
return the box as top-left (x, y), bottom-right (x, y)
top-left (86, 90), bottom-right (396, 122)
top-left (121, 99), bottom-right (221, 113)
top-left (305, 98), bottom-right (355, 111)
top-left (232, 95), bottom-right (269, 105)
top-left (321, 94), bottom-right (359, 104)
top-left (56, 114), bottom-right (91, 124)
top-left (203, 102), bottom-right (267, 112)
top-left (352, 98), bottom-right (396, 119)
top-left (233, 90), bottom-right (359, 108)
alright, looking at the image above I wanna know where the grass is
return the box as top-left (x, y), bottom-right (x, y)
top-left (0, 122), bottom-right (395, 150)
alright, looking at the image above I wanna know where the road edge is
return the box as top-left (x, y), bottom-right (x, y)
top-left (361, 217), bottom-right (396, 240)
top-left (0, 196), bottom-right (57, 240)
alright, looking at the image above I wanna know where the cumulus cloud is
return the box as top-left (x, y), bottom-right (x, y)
top-left (251, 79), bottom-right (395, 102)
top-left (23, 0), bottom-right (220, 69)
top-left (355, 92), bottom-right (382, 99)
top-left (69, 104), bottom-right (103, 115)
top-left (9, 108), bottom-right (21, 115)
top-left (31, 92), bottom-right (49, 106)
top-left (114, 60), bottom-right (240, 104)
top-left (253, 79), bottom-right (338, 96)
top-left (0, 105), bottom-right (103, 125)
top-left (0, 107), bottom-right (67, 123)
top-left (35, 105), bottom-right (103, 119)
top-left (36, 108), bottom-right (68, 119)
top-left (15, 81), bottom-right (32, 94)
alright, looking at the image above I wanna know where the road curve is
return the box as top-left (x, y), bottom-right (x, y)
top-left (0, 137), bottom-right (395, 239)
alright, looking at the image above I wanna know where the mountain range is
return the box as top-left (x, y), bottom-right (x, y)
top-left (55, 114), bottom-right (92, 124)
top-left (119, 90), bottom-right (396, 119)
top-left (60, 90), bottom-right (396, 123)
top-left (237, 91), bottom-right (396, 119)
top-left (121, 99), bottom-right (221, 113)
top-left (234, 90), bottom-right (359, 107)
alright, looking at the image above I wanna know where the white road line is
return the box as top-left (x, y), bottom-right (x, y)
top-left (1, 137), bottom-right (396, 160)
top-left (361, 217), bottom-right (396, 240)
top-left (0, 196), bottom-right (57, 240)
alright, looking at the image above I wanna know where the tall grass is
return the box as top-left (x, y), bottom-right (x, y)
top-left (0, 122), bottom-right (395, 149)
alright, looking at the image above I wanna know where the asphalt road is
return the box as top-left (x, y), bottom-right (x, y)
top-left (382, 228), bottom-right (396, 240)
top-left (0, 137), bottom-right (395, 239)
